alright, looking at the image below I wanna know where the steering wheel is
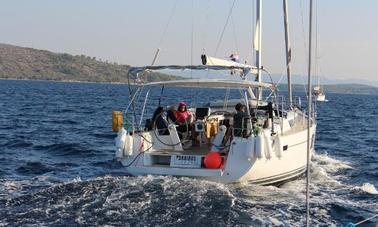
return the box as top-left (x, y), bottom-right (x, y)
top-left (152, 115), bottom-right (191, 147)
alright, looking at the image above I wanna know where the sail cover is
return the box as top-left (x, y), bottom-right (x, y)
top-left (128, 64), bottom-right (258, 76)
top-left (200, 55), bottom-right (257, 74)
top-left (144, 79), bottom-right (274, 89)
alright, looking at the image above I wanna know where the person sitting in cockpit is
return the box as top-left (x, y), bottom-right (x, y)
top-left (151, 107), bottom-right (169, 135)
top-left (166, 105), bottom-right (178, 123)
top-left (233, 103), bottom-right (249, 137)
top-left (176, 102), bottom-right (192, 124)
top-left (175, 102), bottom-right (193, 136)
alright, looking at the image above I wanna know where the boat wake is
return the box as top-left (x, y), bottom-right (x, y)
top-left (1, 152), bottom-right (376, 226)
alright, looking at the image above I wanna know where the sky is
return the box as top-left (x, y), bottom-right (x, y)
top-left (0, 0), bottom-right (377, 84)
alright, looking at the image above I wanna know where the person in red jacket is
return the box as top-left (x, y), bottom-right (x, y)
top-left (176, 102), bottom-right (191, 124)
top-left (175, 102), bottom-right (193, 138)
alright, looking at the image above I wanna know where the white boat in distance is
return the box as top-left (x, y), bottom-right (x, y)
top-left (113, 1), bottom-right (317, 185)
top-left (313, 85), bottom-right (326, 102)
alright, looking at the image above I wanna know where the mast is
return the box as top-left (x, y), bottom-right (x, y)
top-left (283, 0), bottom-right (293, 108)
top-left (254, 0), bottom-right (262, 100)
top-left (306, 0), bottom-right (314, 226)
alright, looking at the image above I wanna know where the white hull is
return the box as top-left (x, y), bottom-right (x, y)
top-left (116, 114), bottom-right (316, 185)
top-left (316, 93), bottom-right (326, 102)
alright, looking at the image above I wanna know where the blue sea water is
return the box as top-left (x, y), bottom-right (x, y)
top-left (0, 79), bottom-right (377, 226)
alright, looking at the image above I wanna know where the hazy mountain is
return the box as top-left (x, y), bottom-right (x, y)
top-left (268, 74), bottom-right (378, 88)
top-left (0, 43), bottom-right (181, 83)
top-left (0, 43), bottom-right (377, 95)
top-left (270, 75), bottom-right (378, 95)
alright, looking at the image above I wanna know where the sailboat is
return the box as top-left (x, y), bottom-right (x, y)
top-left (313, 76), bottom-right (326, 102)
top-left (112, 0), bottom-right (317, 185)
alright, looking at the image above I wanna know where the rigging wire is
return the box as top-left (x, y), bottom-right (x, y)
top-left (214, 0), bottom-right (237, 56)
top-left (157, 0), bottom-right (180, 48)
top-left (190, 0), bottom-right (194, 74)
top-left (200, 0), bottom-right (212, 51)
top-left (190, 0), bottom-right (195, 106)
top-left (230, 12), bottom-right (240, 54)
top-left (225, 2), bottom-right (237, 114)
top-left (132, 85), bottom-right (146, 130)
top-left (251, 0), bottom-right (256, 64)
top-left (201, 1), bottom-right (212, 80)
top-left (314, 0), bottom-right (318, 78)
top-left (314, 0), bottom-right (324, 91)
top-left (299, 0), bottom-right (309, 97)
top-left (150, 0), bottom-right (179, 66)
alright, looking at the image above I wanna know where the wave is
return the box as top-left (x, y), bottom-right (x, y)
top-left (353, 183), bottom-right (378, 195)
top-left (1, 176), bottom-right (240, 226)
top-left (312, 152), bottom-right (352, 173)
top-left (2, 172), bottom-right (376, 226)
top-left (1, 139), bottom-right (33, 149)
top-left (93, 132), bottom-right (114, 139)
top-left (16, 161), bottom-right (56, 176)
top-left (33, 143), bottom-right (95, 156)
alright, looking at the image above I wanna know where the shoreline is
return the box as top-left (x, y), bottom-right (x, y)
top-left (1, 77), bottom-right (377, 96)
top-left (0, 77), bottom-right (134, 85)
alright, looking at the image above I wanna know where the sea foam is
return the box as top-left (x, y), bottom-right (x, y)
top-left (354, 182), bottom-right (378, 195)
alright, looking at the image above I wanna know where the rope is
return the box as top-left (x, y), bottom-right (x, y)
top-left (347, 214), bottom-right (378, 227)
top-left (122, 152), bottom-right (144, 168)
top-left (214, 0), bottom-right (237, 56)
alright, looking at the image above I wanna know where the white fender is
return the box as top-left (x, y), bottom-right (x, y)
top-left (274, 135), bottom-right (283, 158)
top-left (263, 130), bottom-right (273, 159)
top-left (255, 134), bottom-right (265, 159)
top-left (115, 128), bottom-right (127, 158)
top-left (124, 134), bottom-right (134, 156)
top-left (245, 137), bottom-right (255, 159)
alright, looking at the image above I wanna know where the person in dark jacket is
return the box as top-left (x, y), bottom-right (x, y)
top-left (233, 103), bottom-right (249, 137)
top-left (166, 105), bottom-right (178, 123)
top-left (151, 107), bottom-right (169, 135)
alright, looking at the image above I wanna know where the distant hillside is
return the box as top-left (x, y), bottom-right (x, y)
top-left (278, 84), bottom-right (378, 95)
top-left (268, 74), bottom-right (378, 88)
top-left (0, 43), bottom-right (181, 83)
top-left (321, 84), bottom-right (378, 95)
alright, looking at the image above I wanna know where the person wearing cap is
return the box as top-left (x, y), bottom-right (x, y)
top-left (166, 105), bottom-right (178, 123)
